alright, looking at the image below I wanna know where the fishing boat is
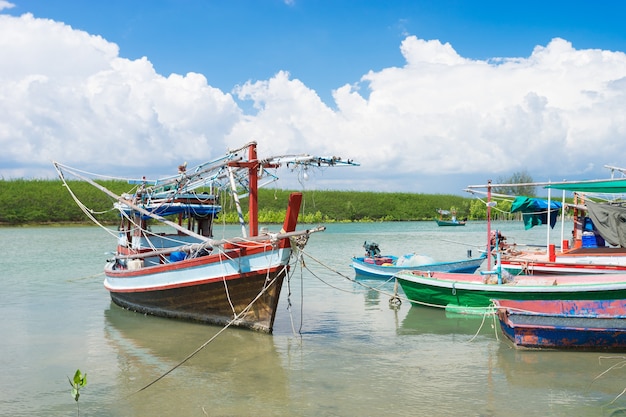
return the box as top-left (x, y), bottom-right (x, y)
top-left (435, 209), bottom-right (466, 226)
top-left (495, 179), bottom-right (626, 275)
top-left (396, 268), bottom-right (626, 312)
top-left (53, 142), bottom-right (358, 333)
top-left (351, 241), bottom-right (486, 278)
top-left (493, 299), bottom-right (626, 350)
top-left (395, 179), bottom-right (626, 313)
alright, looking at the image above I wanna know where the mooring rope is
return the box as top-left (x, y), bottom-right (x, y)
top-left (297, 248), bottom-right (501, 342)
top-left (129, 238), bottom-right (505, 396)
top-left (297, 248), bottom-right (448, 310)
top-left (129, 271), bottom-right (284, 396)
top-left (468, 303), bottom-right (500, 342)
top-left (129, 241), bottom-right (303, 396)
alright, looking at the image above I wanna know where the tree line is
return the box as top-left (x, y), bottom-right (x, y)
top-left (0, 178), bottom-right (520, 225)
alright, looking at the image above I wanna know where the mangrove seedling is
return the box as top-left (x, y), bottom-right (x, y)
top-left (68, 369), bottom-right (87, 416)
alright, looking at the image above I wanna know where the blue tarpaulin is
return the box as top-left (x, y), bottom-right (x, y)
top-left (510, 196), bottom-right (562, 230)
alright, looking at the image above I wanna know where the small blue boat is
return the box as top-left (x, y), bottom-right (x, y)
top-left (494, 299), bottom-right (626, 351)
top-left (351, 241), bottom-right (486, 279)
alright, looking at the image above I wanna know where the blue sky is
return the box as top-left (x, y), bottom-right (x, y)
top-left (8, 0), bottom-right (626, 105)
top-left (2, 0), bottom-right (626, 194)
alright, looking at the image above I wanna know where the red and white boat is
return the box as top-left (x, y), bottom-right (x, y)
top-left (480, 178), bottom-right (626, 275)
top-left (54, 142), bottom-right (357, 332)
top-left (499, 246), bottom-right (626, 275)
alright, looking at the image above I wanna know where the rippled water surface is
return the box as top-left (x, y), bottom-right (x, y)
top-left (2, 221), bottom-right (626, 416)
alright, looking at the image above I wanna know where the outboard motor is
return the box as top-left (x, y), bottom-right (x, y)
top-left (363, 241), bottom-right (381, 257)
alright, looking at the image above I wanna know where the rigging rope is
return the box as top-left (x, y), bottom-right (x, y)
top-left (130, 270), bottom-right (284, 396)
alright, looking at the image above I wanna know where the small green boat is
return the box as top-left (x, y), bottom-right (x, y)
top-left (435, 209), bottom-right (466, 226)
top-left (435, 219), bottom-right (466, 226)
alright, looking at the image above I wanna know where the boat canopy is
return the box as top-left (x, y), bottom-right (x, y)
top-left (510, 196), bottom-right (562, 230)
top-left (585, 200), bottom-right (626, 247)
top-left (117, 203), bottom-right (221, 220)
top-left (544, 178), bottom-right (626, 193)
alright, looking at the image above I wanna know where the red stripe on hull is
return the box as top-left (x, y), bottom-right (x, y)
top-left (105, 267), bottom-right (284, 292)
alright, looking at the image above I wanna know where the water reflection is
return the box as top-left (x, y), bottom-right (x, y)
top-left (398, 304), bottom-right (497, 336)
top-left (103, 303), bottom-right (288, 416)
top-left (497, 344), bottom-right (626, 411)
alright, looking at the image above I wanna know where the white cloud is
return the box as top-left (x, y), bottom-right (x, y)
top-left (0, 13), bottom-right (240, 178)
top-left (1, 13), bottom-right (626, 193)
top-left (0, 1), bottom-right (14, 12)
top-left (330, 36), bottom-right (626, 184)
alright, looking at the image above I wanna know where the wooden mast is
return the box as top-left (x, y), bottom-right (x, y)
top-left (227, 142), bottom-right (278, 237)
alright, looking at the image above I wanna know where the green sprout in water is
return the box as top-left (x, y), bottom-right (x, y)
top-left (68, 369), bottom-right (87, 416)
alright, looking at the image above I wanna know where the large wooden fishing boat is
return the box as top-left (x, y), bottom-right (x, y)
top-left (54, 142), bottom-right (357, 332)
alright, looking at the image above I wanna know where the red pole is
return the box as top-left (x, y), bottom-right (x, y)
top-left (248, 143), bottom-right (259, 237)
top-left (549, 244), bottom-right (556, 262)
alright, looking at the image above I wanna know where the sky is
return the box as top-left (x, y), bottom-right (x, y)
top-left (2, 0), bottom-right (626, 195)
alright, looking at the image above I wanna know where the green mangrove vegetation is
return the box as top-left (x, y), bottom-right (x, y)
top-left (0, 179), bottom-right (508, 225)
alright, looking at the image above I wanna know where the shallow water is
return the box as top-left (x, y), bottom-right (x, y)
top-left (2, 221), bottom-right (626, 416)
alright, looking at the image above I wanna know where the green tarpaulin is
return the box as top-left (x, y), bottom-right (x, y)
top-left (544, 178), bottom-right (626, 193)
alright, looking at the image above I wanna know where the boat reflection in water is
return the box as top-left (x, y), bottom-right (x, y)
top-left (496, 343), bottom-right (626, 416)
top-left (103, 303), bottom-right (288, 416)
top-left (397, 304), bottom-right (626, 416)
top-left (397, 304), bottom-right (498, 337)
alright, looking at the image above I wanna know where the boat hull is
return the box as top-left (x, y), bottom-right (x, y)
top-left (351, 255), bottom-right (485, 278)
top-left (435, 220), bottom-right (466, 226)
top-left (395, 270), bottom-right (626, 310)
top-left (494, 299), bottom-right (626, 350)
top-left (105, 244), bottom-right (292, 333)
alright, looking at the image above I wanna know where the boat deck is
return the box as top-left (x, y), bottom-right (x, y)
top-left (501, 246), bottom-right (626, 269)
top-left (560, 247), bottom-right (626, 257)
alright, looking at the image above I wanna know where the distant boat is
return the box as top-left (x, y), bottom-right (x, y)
top-left (494, 299), bottom-right (626, 350)
top-left (351, 241), bottom-right (486, 278)
top-left (435, 209), bottom-right (466, 226)
top-left (435, 219), bottom-right (467, 226)
top-left (54, 142), bottom-right (358, 333)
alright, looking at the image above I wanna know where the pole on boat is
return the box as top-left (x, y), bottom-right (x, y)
top-left (227, 142), bottom-right (280, 237)
top-left (560, 189), bottom-right (566, 248)
top-left (227, 166), bottom-right (248, 238)
top-left (227, 142), bottom-right (261, 237)
top-left (486, 180), bottom-right (492, 271)
top-left (547, 187), bottom-right (551, 251)
top-left (248, 143), bottom-right (259, 237)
